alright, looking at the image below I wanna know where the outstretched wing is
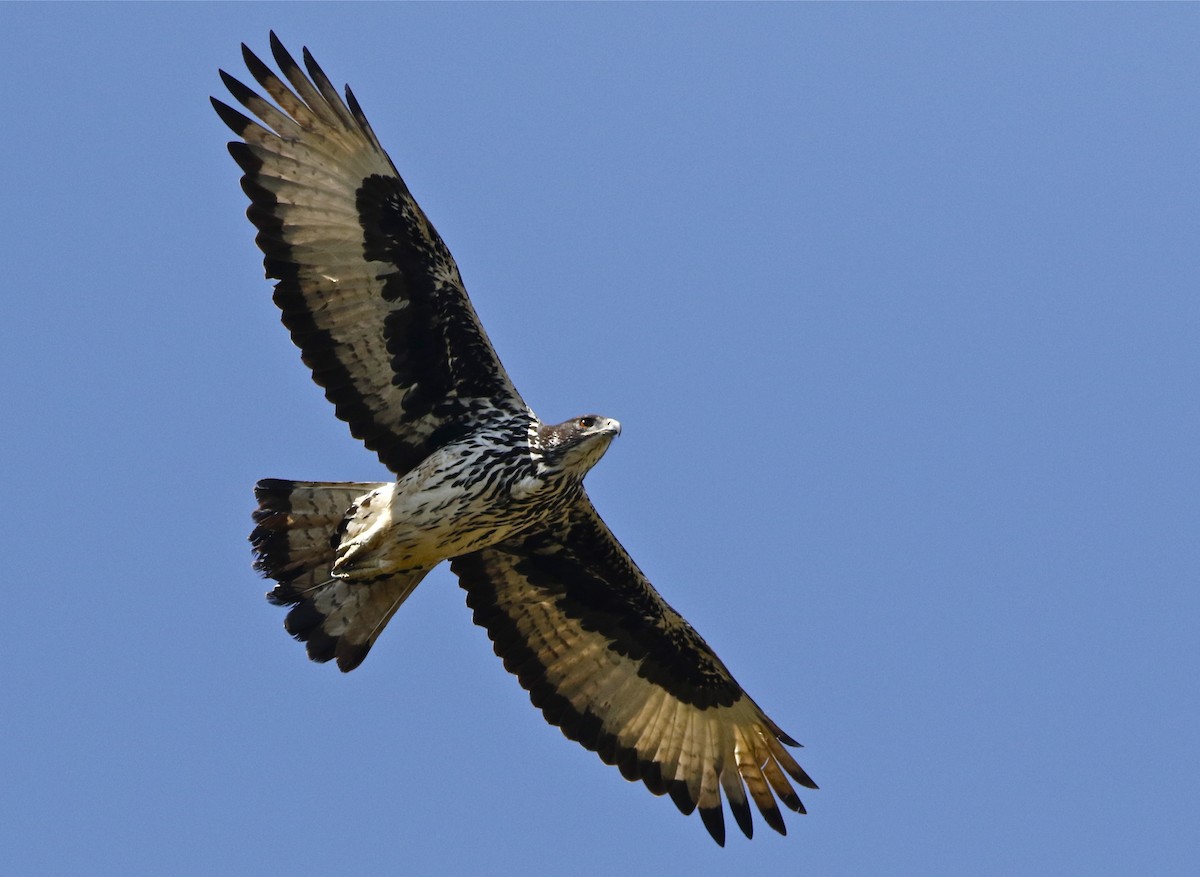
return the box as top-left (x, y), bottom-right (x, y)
top-left (451, 497), bottom-right (816, 846)
top-left (214, 33), bottom-right (527, 476)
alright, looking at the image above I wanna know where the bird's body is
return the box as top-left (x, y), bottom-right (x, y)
top-left (216, 34), bottom-right (815, 845)
top-left (328, 414), bottom-right (616, 578)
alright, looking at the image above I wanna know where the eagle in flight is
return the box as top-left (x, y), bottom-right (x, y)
top-left (214, 33), bottom-right (816, 845)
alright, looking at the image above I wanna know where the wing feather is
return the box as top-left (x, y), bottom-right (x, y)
top-left (215, 33), bottom-right (528, 476)
top-left (736, 726), bottom-right (787, 835)
top-left (451, 496), bottom-right (816, 844)
top-left (720, 755), bottom-right (755, 839)
top-left (219, 69), bottom-right (307, 142)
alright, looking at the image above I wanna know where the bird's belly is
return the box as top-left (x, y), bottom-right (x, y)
top-left (389, 481), bottom-right (534, 561)
top-left (333, 446), bottom-right (560, 577)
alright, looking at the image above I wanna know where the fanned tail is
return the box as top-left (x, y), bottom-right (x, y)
top-left (250, 478), bottom-right (426, 671)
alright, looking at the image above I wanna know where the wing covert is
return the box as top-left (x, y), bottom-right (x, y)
top-left (451, 496), bottom-right (816, 845)
top-left (214, 33), bottom-right (527, 475)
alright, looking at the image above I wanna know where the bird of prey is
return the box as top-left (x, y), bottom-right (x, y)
top-left (213, 33), bottom-right (816, 845)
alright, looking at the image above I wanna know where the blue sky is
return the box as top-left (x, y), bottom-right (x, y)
top-left (3, 4), bottom-right (1197, 875)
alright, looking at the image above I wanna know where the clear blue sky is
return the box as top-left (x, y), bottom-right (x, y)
top-left (3, 4), bottom-right (1197, 875)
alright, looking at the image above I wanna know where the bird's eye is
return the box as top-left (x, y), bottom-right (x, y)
top-left (578, 417), bottom-right (596, 429)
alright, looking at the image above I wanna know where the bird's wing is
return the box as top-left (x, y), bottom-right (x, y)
top-left (214, 34), bottom-right (527, 476)
top-left (451, 496), bottom-right (816, 845)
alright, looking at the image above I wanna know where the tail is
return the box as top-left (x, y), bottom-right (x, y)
top-left (250, 478), bottom-right (428, 672)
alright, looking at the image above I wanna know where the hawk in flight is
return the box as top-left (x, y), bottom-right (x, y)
top-left (214, 34), bottom-right (816, 845)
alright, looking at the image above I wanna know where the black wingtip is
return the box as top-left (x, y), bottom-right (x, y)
top-left (778, 787), bottom-right (805, 813)
top-left (640, 761), bottom-right (666, 797)
top-left (269, 30), bottom-right (301, 77)
top-left (241, 40), bottom-right (283, 97)
top-left (699, 806), bottom-right (726, 847)
top-left (776, 727), bottom-right (801, 747)
top-left (787, 760), bottom-right (819, 791)
top-left (219, 68), bottom-right (261, 109)
top-left (240, 41), bottom-right (264, 74)
top-left (761, 802), bottom-right (787, 837)
top-left (225, 141), bottom-right (263, 175)
top-left (667, 780), bottom-right (697, 816)
top-left (301, 46), bottom-right (328, 84)
top-left (345, 84), bottom-right (363, 117)
top-left (211, 96), bottom-right (253, 137)
top-left (730, 797), bottom-right (754, 840)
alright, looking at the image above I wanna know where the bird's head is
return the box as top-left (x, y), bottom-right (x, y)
top-left (538, 415), bottom-right (622, 476)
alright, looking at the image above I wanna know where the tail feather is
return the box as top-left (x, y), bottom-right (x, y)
top-left (251, 478), bottom-right (381, 601)
top-left (283, 571), bottom-right (428, 671)
top-left (251, 478), bottom-right (425, 671)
